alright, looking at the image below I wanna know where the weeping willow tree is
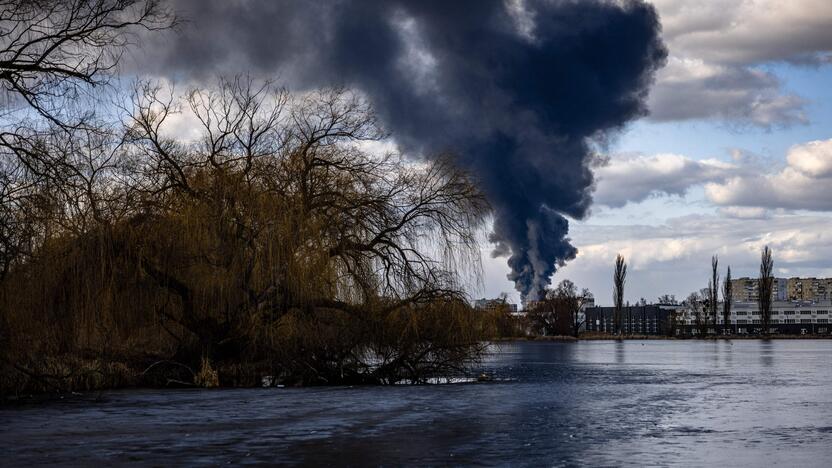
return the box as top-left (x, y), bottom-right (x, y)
top-left (0, 78), bottom-right (491, 392)
top-left (0, 1), bottom-right (492, 393)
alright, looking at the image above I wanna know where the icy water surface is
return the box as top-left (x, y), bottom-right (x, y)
top-left (2, 340), bottom-right (832, 466)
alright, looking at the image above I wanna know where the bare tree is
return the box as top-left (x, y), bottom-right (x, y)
top-left (708, 255), bottom-right (719, 335)
top-left (574, 288), bottom-right (593, 337)
top-left (531, 279), bottom-right (594, 337)
top-left (488, 292), bottom-right (524, 338)
top-left (0, 2), bottom-right (488, 391)
top-left (526, 280), bottom-right (592, 337)
top-left (722, 266), bottom-right (733, 335)
top-left (1, 71), bottom-right (497, 391)
top-left (0, 0), bottom-right (174, 128)
top-left (613, 254), bottom-right (626, 336)
top-left (686, 292), bottom-right (706, 336)
top-left (121, 80), bottom-right (489, 346)
top-left (0, 1), bottom-right (175, 187)
top-left (0, 156), bottom-right (38, 280)
top-left (759, 246), bottom-right (774, 336)
top-left (526, 289), bottom-right (566, 337)
top-left (0, 0), bottom-right (175, 283)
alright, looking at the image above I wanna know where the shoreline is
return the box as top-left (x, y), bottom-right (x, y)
top-left (495, 334), bottom-right (832, 342)
top-left (5, 338), bottom-right (830, 405)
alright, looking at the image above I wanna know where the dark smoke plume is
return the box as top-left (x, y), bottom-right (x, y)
top-left (144, 0), bottom-right (666, 300)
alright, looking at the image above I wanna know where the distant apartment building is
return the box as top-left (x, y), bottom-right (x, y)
top-left (730, 277), bottom-right (787, 302)
top-left (474, 298), bottom-right (518, 313)
top-left (731, 276), bottom-right (832, 302)
top-left (786, 277), bottom-right (832, 302)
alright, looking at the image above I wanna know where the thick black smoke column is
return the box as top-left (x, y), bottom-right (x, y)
top-left (151, 0), bottom-right (666, 300)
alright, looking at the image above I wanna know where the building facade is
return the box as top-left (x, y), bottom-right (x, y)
top-left (678, 300), bottom-right (832, 335)
top-left (786, 277), bottom-right (832, 302)
top-left (583, 305), bottom-right (678, 336)
top-left (730, 277), bottom-right (788, 302)
top-left (730, 276), bottom-right (832, 303)
top-left (585, 300), bottom-right (832, 336)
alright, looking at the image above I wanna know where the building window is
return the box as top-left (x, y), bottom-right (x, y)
top-left (801, 319), bottom-right (813, 324)
top-left (752, 319), bottom-right (760, 324)
top-left (783, 311), bottom-right (795, 315)
top-left (737, 319), bottom-right (748, 324)
top-left (785, 319), bottom-right (796, 324)
top-left (736, 311), bottom-right (748, 316)
top-left (817, 319), bottom-right (829, 324)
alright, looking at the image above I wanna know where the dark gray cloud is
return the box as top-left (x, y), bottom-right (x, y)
top-left (647, 58), bottom-right (807, 127)
top-left (142, 0), bottom-right (666, 300)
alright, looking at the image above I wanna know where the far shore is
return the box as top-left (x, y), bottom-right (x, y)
top-left (495, 333), bottom-right (832, 342)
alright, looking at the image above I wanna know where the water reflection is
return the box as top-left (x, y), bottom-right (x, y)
top-left (759, 339), bottom-right (775, 367)
top-left (614, 339), bottom-right (625, 364)
top-left (706, 340), bottom-right (724, 367)
top-left (723, 339), bottom-right (734, 367)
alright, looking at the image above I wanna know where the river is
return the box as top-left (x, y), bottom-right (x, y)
top-left (2, 340), bottom-right (831, 466)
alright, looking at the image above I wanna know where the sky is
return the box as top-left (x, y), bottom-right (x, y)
top-left (129, 0), bottom-right (832, 307)
top-left (478, 0), bottom-right (832, 305)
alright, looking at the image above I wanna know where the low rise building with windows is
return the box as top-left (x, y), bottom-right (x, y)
top-left (678, 300), bottom-right (832, 335)
top-left (584, 304), bottom-right (679, 336)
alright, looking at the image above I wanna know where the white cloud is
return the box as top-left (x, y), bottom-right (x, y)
top-left (653, 0), bottom-right (832, 65)
top-left (786, 139), bottom-right (832, 177)
top-left (593, 152), bottom-right (738, 207)
top-left (705, 138), bottom-right (832, 211)
top-left (717, 206), bottom-right (770, 220)
top-left (646, 0), bottom-right (832, 127)
top-left (577, 236), bottom-right (704, 270)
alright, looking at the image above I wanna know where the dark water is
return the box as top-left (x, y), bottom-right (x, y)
top-left (2, 340), bottom-right (832, 466)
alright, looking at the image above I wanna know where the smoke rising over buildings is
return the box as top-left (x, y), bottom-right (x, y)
top-left (149, 0), bottom-right (666, 299)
